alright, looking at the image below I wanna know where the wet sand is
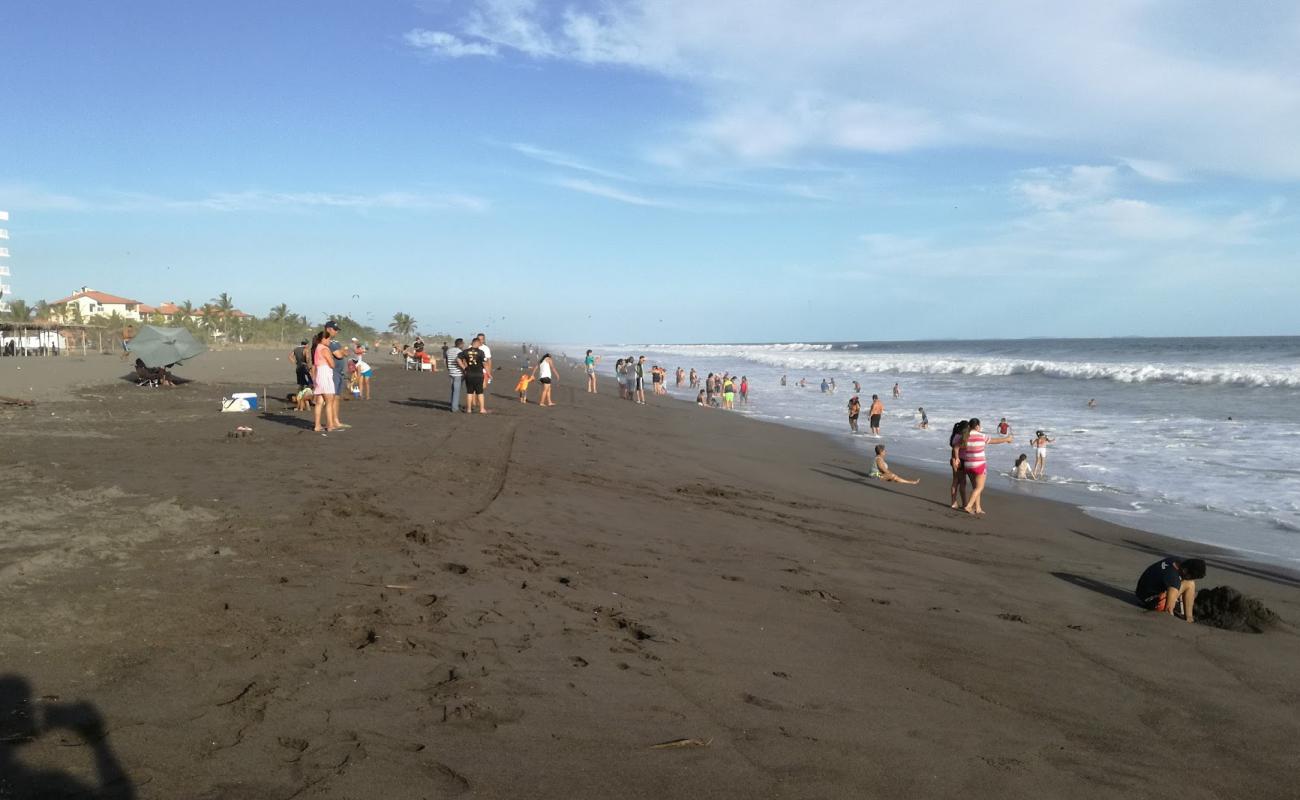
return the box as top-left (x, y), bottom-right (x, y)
top-left (1, 350), bottom-right (1298, 799)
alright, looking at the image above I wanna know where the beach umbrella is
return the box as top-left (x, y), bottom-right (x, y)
top-left (130, 325), bottom-right (207, 368)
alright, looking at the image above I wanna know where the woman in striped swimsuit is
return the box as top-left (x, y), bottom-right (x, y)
top-left (960, 417), bottom-right (1015, 516)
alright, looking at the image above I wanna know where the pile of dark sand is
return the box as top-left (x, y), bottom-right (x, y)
top-left (1195, 586), bottom-right (1282, 634)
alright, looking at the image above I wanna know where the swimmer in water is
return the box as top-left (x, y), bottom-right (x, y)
top-left (917, 407), bottom-right (929, 429)
top-left (1087, 398), bottom-right (1097, 409)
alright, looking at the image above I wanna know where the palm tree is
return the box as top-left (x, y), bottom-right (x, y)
top-left (389, 312), bottom-right (417, 338)
top-left (210, 293), bottom-right (235, 335)
top-left (34, 300), bottom-right (51, 321)
top-left (267, 303), bottom-right (291, 344)
top-left (5, 299), bottom-right (34, 322)
top-left (178, 299), bottom-right (195, 322)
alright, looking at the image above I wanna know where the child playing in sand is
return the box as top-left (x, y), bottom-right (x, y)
top-left (1135, 557), bottom-right (1206, 622)
top-left (515, 371), bottom-right (534, 403)
top-left (869, 445), bottom-right (920, 484)
top-left (354, 351), bottom-right (372, 400)
top-left (294, 385), bottom-right (314, 411)
top-left (1013, 453), bottom-right (1034, 480)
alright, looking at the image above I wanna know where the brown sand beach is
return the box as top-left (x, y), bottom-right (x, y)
top-left (2, 350), bottom-right (1298, 799)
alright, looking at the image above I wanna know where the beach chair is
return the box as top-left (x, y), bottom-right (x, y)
top-left (135, 363), bottom-right (160, 387)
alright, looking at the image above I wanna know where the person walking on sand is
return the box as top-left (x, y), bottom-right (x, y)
top-left (310, 330), bottom-right (340, 432)
top-left (535, 352), bottom-right (557, 406)
top-left (949, 420), bottom-right (969, 509)
top-left (869, 394), bottom-right (885, 436)
top-left (870, 444), bottom-right (920, 484)
top-left (848, 396), bottom-right (861, 433)
top-left (458, 339), bottom-right (488, 414)
top-left (1135, 557), bottom-right (1206, 622)
top-left (1030, 430), bottom-right (1054, 479)
top-left (446, 337), bottom-right (464, 412)
top-left (584, 350), bottom-right (600, 393)
top-left (960, 418), bottom-right (1016, 515)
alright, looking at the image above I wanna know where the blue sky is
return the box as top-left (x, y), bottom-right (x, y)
top-left (2, 0), bottom-right (1298, 342)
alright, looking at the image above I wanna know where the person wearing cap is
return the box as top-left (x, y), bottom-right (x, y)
top-left (324, 321), bottom-right (350, 428)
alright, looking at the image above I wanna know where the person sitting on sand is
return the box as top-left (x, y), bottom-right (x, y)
top-left (848, 396), bottom-right (861, 433)
top-left (1013, 453), bottom-right (1033, 480)
top-left (1135, 557), bottom-right (1206, 622)
top-left (515, 370), bottom-right (534, 403)
top-left (870, 445), bottom-right (920, 484)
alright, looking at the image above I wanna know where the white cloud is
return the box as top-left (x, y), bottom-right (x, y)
top-left (1120, 158), bottom-right (1185, 183)
top-left (552, 177), bottom-right (673, 207)
top-left (425, 1), bottom-right (1300, 178)
top-left (404, 28), bottom-right (499, 58)
top-left (509, 143), bottom-right (630, 181)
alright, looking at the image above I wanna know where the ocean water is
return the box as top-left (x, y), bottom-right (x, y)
top-left (577, 338), bottom-right (1300, 565)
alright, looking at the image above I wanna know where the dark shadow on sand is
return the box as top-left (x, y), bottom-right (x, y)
top-left (390, 397), bottom-right (454, 412)
top-left (1051, 571), bottom-right (1142, 607)
top-left (0, 674), bottom-right (136, 799)
top-left (118, 373), bottom-right (192, 387)
top-left (1067, 529), bottom-right (1300, 590)
top-left (257, 411), bottom-right (315, 430)
top-left (812, 464), bottom-right (950, 509)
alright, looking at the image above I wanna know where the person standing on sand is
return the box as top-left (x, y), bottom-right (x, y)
top-left (615, 358), bottom-right (627, 399)
top-left (291, 339), bottom-right (310, 390)
top-left (1030, 430), bottom-right (1055, 479)
top-left (869, 394), bottom-right (885, 436)
top-left (623, 358), bottom-right (637, 401)
top-left (870, 444), bottom-right (920, 484)
top-left (635, 356), bottom-right (647, 404)
top-left (949, 420), bottom-right (969, 509)
top-left (325, 321), bottom-right (349, 429)
top-left (476, 333), bottom-right (493, 390)
top-left (310, 330), bottom-right (339, 432)
top-left (1135, 557), bottom-right (1206, 622)
top-left (740, 376), bottom-right (749, 405)
top-left (848, 396), bottom-right (861, 433)
top-left (354, 345), bottom-right (373, 400)
top-left (446, 338), bottom-right (464, 411)
top-left (959, 418), bottom-right (1016, 515)
top-left (584, 350), bottom-right (599, 394)
top-left (535, 352), bottom-right (557, 407)
top-left (458, 339), bottom-right (488, 414)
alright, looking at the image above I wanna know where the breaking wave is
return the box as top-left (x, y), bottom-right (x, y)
top-left (639, 344), bottom-right (1300, 388)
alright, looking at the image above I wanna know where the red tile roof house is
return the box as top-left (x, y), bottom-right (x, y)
top-left (49, 287), bottom-right (146, 322)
